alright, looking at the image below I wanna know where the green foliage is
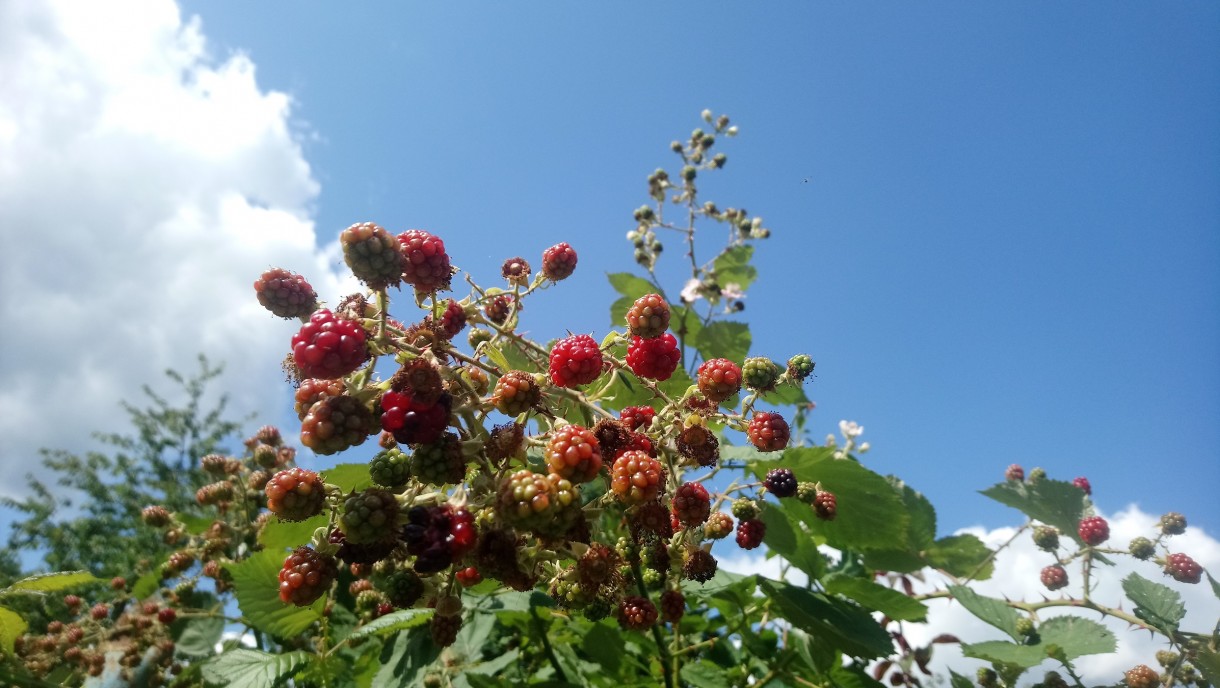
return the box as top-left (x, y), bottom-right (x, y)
top-left (225, 548), bottom-right (324, 639)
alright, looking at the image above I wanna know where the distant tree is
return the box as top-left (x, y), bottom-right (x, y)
top-left (0, 356), bottom-right (244, 583)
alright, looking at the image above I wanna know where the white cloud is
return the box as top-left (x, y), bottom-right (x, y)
top-left (721, 505), bottom-right (1220, 686)
top-left (0, 0), bottom-right (348, 494)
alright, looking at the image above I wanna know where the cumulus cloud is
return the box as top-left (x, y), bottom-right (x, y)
top-left (0, 0), bottom-right (347, 494)
top-left (721, 505), bottom-right (1220, 685)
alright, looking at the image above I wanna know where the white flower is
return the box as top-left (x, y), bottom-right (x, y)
top-left (680, 278), bottom-right (703, 303)
top-left (720, 283), bottom-right (745, 300)
top-left (839, 420), bottom-right (863, 439)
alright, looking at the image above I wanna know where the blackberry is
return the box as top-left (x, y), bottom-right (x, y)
top-left (265, 468), bottom-right (326, 521)
top-left (617, 596), bottom-right (658, 631)
top-left (703, 512), bottom-right (733, 540)
top-left (813, 490), bottom-right (837, 521)
top-left (625, 294), bottom-right (670, 339)
top-left (291, 309), bottom-right (369, 380)
top-left (278, 547), bottom-right (337, 606)
top-left (748, 413), bottom-right (790, 452)
top-left (731, 498), bottom-right (760, 521)
top-left (301, 395), bottom-right (377, 455)
top-left (625, 333), bottom-right (682, 381)
top-left (742, 357), bottom-right (781, 392)
top-left (676, 423), bottom-right (719, 467)
top-left (1129, 537), bottom-right (1156, 560)
top-left (549, 334), bottom-right (604, 388)
top-left (610, 451), bottom-right (663, 505)
top-left (397, 229), bottom-right (454, 294)
top-left (501, 256), bottom-right (532, 287)
top-left (412, 433), bottom-right (467, 486)
top-left (369, 448), bottom-right (412, 488)
top-left (541, 242), bottom-right (578, 281)
top-left (683, 548), bottom-right (718, 583)
top-left (545, 424), bottom-right (602, 483)
top-left (696, 358), bottom-right (742, 404)
top-left (1163, 552), bottom-right (1202, 584)
top-left (671, 482), bottom-right (711, 527)
top-left (340, 222), bottom-right (406, 289)
top-left (294, 378), bottom-right (345, 421)
top-left (1032, 526), bottom-right (1060, 552)
top-left (1040, 564), bottom-right (1068, 591)
top-left (736, 519), bottom-right (766, 550)
top-left (483, 293), bottom-right (518, 326)
top-left (619, 406), bottom-right (656, 432)
top-left (430, 613), bottom-right (462, 648)
top-left (379, 390), bottom-right (451, 446)
top-left (492, 371), bottom-right (542, 416)
top-left (254, 268), bottom-right (318, 320)
top-left (764, 468), bottom-right (798, 498)
top-left (339, 489), bottom-right (400, 545)
top-left (1077, 516), bottom-right (1109, 546)
top-left (785, 354), bottom-right (815, 381)
top-left (1159, 512), bottom-right (1187, 536)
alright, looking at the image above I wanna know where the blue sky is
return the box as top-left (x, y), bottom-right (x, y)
top-left (175, 1), bottom-right (1219, 531)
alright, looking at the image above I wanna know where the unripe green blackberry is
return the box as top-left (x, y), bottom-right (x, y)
top-left (1155, 650), bottom-right (1178, 668)
top-left (584, 598), bottom-right (612, 622)
top-left (1032, 526), bottom-right (1060, 552)
top-left (1015, 617), bottom-right (1035, 637)
top-left (355, 589), bottom-right (389, 615)
top-left (977, 668), bottom-right (997, 688)
top-left (369, 448), bottom-right (412, 488)
top-left (339, 488), bottom-right (400, 545)
top-left (1028, 467), bottom-right (1047, 483)
top-left (786, 354), bottom-right (815, 381)
top-left (384, 570), bottom-right (425, 608)
top-left (341, 222), bottom-right (406, 289)
top-left (681, 165), bottom-right (697, 182)
top-left (731, 498), bottom-right (759, 521)
top-left (411, 433), bottom-right (467, 486)
top-left (498, 470), bottom-right (556, 531)
top-left (252, 443), bottom-right (279, 469)
top-left (1159, 512), bottom-right (1187, 536)
top-left (549, 567), bottom-right (591, 610)
top-left (742, 357), bottom-right (781, 392)
top-left (641, 568), bottom-right (662, 588)
top-left (703, 512), bottom-right (733, 540)
top-left (1129, 537), bottom-right (1156, 560)
top-left (467, 327), bottom-right (493, 349)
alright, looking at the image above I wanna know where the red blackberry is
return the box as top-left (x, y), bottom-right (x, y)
top-left (483, 293), bottom-right (518, 326)
top-left (676, 423), bottom-right (719, 467)
top-left (501, 256), bottom-right (532, 287)
top-left (610, 450), bottom-right (663, 505)
top-left (683, 548), bottom-right (719, 582)
top-left (294, 378), bottom-right (345, 420)
top-left (1040, 564), bottom-right (1069, 591)
top-left (291, 309), bottom-right (369, 380)
top-left (1163, 552), bottom-right (1202, 584)
top-left (156, 608), bottom-right (176, 625)
top-left (254, 268), bottom-right (318, 319)
top-left (549, 334), bottom-right (604, 387)
top-left (474, 529), bottom-right (531, 589)
top-left (430, 612), bottom-right (462, 648)
top-left (626, 333), bottom-right (681, 381)
top-left (301, 395), bottom-right (377, 455)
top-left (813, 490), bottom-right (837, 521)
top-left (492, 371), bottom-right (542, 416)
top-left (379, 390), bottom-right (451, 446)
top-left (1124, 665), bottom-right (1159, 688)
top-left (339, 489), bottom-right (400, 545)
top-left (91, 603), bottom-right (109, 620)
top-left (141, 505), bottom-right (171, 528)
top-left (412, 432), bottom-right (467, 485)
top-left (546, 425), bottom-right (602, 483)
top-left (455, 567), bottom-right (482, 587)
top-left (619, 406), bottom-right (655, 431)
top-left (432, 299), bottom-right (467, 340)
top-left (660, 590), bottom-right (685, 623)
top-left (403, 504), bottom-right (476, 574)
top-left (671, 482), bottom-right (711, 527)
top-left (625, 294), bottom-right (670, 339)
top-left (696, 358), bottom-right (742, 404)
top-left (541, 242), bottom-right (578, 282)
top-left (265, 468), bottom-right (326, 521)
top-left (397, 229), bottom-right (453, 293)
top-left (1077, 516), bottom-right (1110, 546)
top-left (369, 448), bottom-right (412, 488)
top-left (704, 512), bottom-right (734, 540)
top-left (1005, 464), bottom-right (1025, 482)
top-left (278, 547), bottom-right (337, 606)
top-left (741, 357), bottom-right (781, 393)
top-left (748, 413), bottom-right (790, 452)
top-left (1071, 476), bottom-right (1092, 496)
top-left (764, 468), bottom-right (798, 498)
top-left (736, 518), bottom-right (766, 550)
top-left (617, 596), bottom-right (658, 631)
top-left (340, 222), bottom-right (406, 289)
top-left (1159, 512), bottom-right (1187, 536)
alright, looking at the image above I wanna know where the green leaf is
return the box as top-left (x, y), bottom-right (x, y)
top-left (484, 344), bottom-right (511, 372)
top-left (4, 570), bottom-right (100, 594)
top-left (0, 605), bottom-right (28, 655)
top-left (670, 305), bottom-right (704, 352)
top-left (823, 574), bottom-right (927, 621)
top-left (259, 515), bottom-right (327, 554)
top-left (581, 622), bottom-right (625, 676)
top-left (462, 648), bottom-right (521, 680)
top-left (1206, 569), bottom-right (1220, 602)
top-left (949, 670), bottom-right (974, 688)
top-left (348, 608), bottom-right (433, 640)
top-left (1037, 615), bottom-right (1115, 660)
top-left (946, 585), bottom-right (1022, 641)
top-left (758, 579), bottom-right (893, 659)
top-left (750, 447), bottom-right (908, 551)
top-left (693, 321), bottom-right (751, 364)
top-left (760, 500), bottom-right (825, 580)
top-left (830, 664), bottom-right (887, 688)
top-left (788, 627), bottom-right (835, 673)
top-left (979, 479), bottom-right (1090, 546)
top-left (960, 640), bottom-right (1043, 669)
top-left (323, 463), bottom-right (374, 493)
top-left (680, 660), bottom-right (730, 688)
top-left (179, 513), bottom-right (215, 536)
top-left (681, 570), bottom-right (757, 602)
top-left (224, 549), bottom-right (323, 639)
top-left (926, 534), bottom-right (994, 580)
top-left (892, 480), bottom-right (936, 552)
top-left (131, 569), bottom-right (162, 600)
top-left (372, 630), bottom-right (439, 688)
top-left (1121, 572), bottom-right (1185, 632)
top-left (200, 649), bottom-right (311, 688)
top-left (173, 615), bottom-right (224, 658)
top-left (607, 272), bottom-right (657, 326)
top-left (712, 245), bottom-right (758, 292)
top-left (1192, 646), bottom-right (1220, 687)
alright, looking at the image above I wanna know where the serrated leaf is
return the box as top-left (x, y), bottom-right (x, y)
top-left (607, 272), bottom-right (657, 325)
top-left (830, 664), bottom-right (887, 688)
top-left (131, 569), bottom-right (162, 600)
top-left (323, 463), bottom-right (374, 493)
top-left (259, 515), bottom-right (327, 553)
top-left (670, 305), bottom-right (704, 352)
top-left (750, 447), bottom-right (909, 551)
top-left (680, 660), bottom-right (730, 688)
top-left (225, 549), bottom-right (323, 639)
top-left (760, 500), bottom-right (825, 580)
top-left (949, 670), bottom-right (974, 688)
top-left (979, 479), bottom-right (1090, 545)
top-left (174, 615), bottom-right (224, 658)
top-left (788, 627), bottom-right (835, 673)
top-left (960, 640), bottom-right (1043, 669)
top-left (681, 570), bottom-right (756, 602)
top-left (200, 649), bottom-right (311, 688)
top-left (712, 245), bottom-right (758, 292)
top-left (1192, 646), bottom-right (1220, 687)
top-left (0, 605), bottom-right (28, 655)
top-left (927, 534), bottom-right (994, 580)
top-left (1206, 569), bottom-right (1220, 602)
top-left (4, 571), bottom-right (100, 593)
top-left (823, 574), bottom-right (927, 621)
top-left (463, 648), bottom-right (520, 678)
top-left (1037, 615), bottom-right (1115, 660)
top-left (348, 608), bottom-right (433, 640)
top-left (179, 513), bottom-right (214, 536)
top-left (581, 623), bottom-right (625, 676)
top-left (892, 479), bottom-right (937, 552)
top-left (372, 630), bottom-right (439, 688)
top-left (758, 579), bottom-right (893, 659)
top-left (485, 345), bottom-right (511, 372)
top-left (1121, 572), bottom-right (1185, 631)
top-left (692, 321), bottom-right (750, 364)
top-left (947, 585), bottom-right (1022, 640)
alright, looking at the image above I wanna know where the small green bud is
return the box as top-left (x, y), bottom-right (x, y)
top-left (670, 140), bottom-right (683, 152)
top-left (701, 109), bottom-right (713, 123)
top-left (1129, 536), bottom-right (1156, 560)
top-left (1028, 467), bottom-right (1047, 483)
top-left (682, 165), bottom-right (697, 182)
top-left (731, 498), bottom-right (759, 521)
top-left (1015, 617), bottom-right (1035, 637)
top-left (712, 153), bottom-right (727, 168)
top-left (716, 114), bottom-right (730, 130)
